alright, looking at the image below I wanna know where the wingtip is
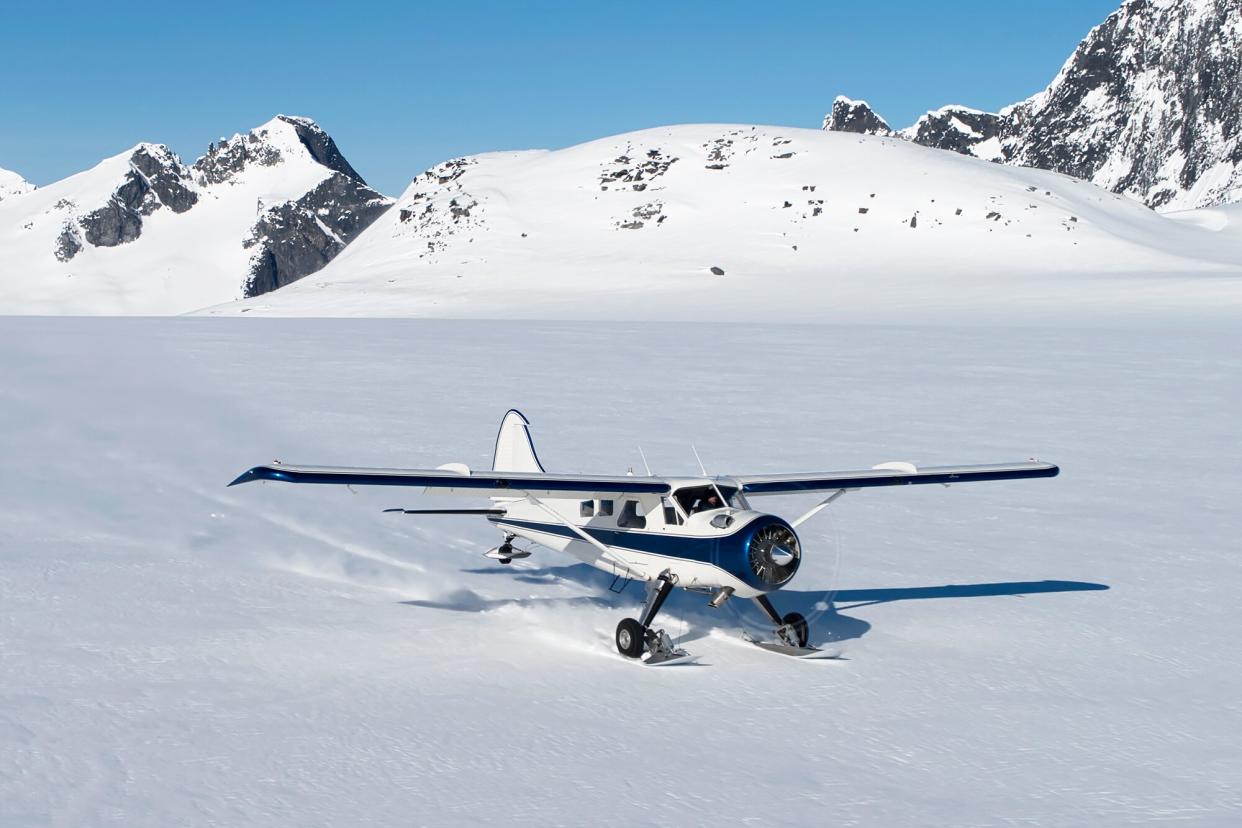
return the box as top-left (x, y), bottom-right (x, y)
top-left (228, 467), bottom-right (260, 487)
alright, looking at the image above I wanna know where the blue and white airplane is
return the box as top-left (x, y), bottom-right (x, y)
top-left (230, 410), bottom-right (1059, 664)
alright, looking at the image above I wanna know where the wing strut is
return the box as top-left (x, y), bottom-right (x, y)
top-left (791, 490), bottom-right (849, 528)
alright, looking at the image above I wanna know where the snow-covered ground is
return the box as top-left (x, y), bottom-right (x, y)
top-left (3, 316), bottom-right (1239, 825)
top-left (206, 125), bottom-right (1242, 320)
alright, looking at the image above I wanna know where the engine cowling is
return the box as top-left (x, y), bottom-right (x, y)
top-left (720, 515), bottom-right (802, 591)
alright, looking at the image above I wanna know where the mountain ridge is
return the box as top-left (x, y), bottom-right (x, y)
top-left (0, 116), bottom-right (391, 314)
top-left (824, 0), bottom-right (1242, 211)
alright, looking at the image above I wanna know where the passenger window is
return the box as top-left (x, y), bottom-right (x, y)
top-left (580, 500), bottom-right (594, 517)
top-left (598, 499), bottom-right (614, 516)
top-left (617, 500), bottom-right (646, 529)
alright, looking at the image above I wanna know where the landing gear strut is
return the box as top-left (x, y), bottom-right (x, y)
top-left (753, 594), bottom-right (809, 648)
top-left (615, 572), bottom-right (689, 664)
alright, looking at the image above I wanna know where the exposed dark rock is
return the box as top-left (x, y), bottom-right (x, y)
top-left (275, 115), bottom-right (367, 184)
top-left (130, 145), bottom-right (197, 213)
top-left (193, 130), bottom-right (282, 185)
top-left (901, 107), bottom-right (1003, 157)
top-left (242, 172), bottom-right (392, 297)
top-left (599, 148), bottom-right (679, 190)
top-left (55, 222), bottom-right (83, 262)
top-left (80, 145), bottom-right (196, 247)
top-left (822, 97), bottom-right (892, 135)
top-left (81, 198), bottom-right (144, 247)
top-left (709, 266), bottom-right (725, 275)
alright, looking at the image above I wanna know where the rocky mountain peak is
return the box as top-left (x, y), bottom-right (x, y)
top-left (192, 115), bottom-right (368, 188)
top-left (822, 96), bottom-right (893, 136)
top-left (274, 115), bottom-right (367, 185)
top-left (822, 0), bottom-right (1242, 210)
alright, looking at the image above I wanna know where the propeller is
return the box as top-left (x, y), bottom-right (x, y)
top-left (749, 522), bottom-right (801, 586)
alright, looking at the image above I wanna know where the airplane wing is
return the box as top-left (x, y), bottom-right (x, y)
top-left (730, 461), bottom-right (1059, 495)
top-left (228, 463), bottom-right (671, 499)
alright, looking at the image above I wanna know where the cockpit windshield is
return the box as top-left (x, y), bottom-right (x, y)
top-left (674, 484), bottom-right (741, 515)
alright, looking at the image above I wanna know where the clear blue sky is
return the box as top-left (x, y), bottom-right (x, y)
top-left (1, 0), bottom-right (1121, 195)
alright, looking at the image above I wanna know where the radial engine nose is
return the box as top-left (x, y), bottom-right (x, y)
top-left (746, 518), bottom-right (802, 588)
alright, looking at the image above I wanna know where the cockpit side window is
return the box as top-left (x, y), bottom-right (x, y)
top-left (675, 485), bottom-right (740, 515)
top-left (617, 499), bottom-right (647, 529)
top-left (661, 497), bottom-right (683, 526)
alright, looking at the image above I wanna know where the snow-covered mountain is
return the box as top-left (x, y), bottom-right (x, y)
top-left (204, 123), bottom-right (1242, 319)
top-left (0, 116), bottom-right (391, 314)
top-left (0, 166), bottom-right (34, 202)
top-left (824, 0), bottom-right (1242, 211)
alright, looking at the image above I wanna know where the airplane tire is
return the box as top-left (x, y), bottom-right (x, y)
top-left (615, 618), bottom-right (645, 658)
top-left (782, 612), bottom-right (809, 648)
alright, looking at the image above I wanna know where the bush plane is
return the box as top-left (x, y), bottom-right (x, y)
top-left (230, 410), bottom-right (1059, 664)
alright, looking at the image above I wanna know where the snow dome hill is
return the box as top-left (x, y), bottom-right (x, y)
top-left (0, 166), bottom-right (34, 202)
top-left (0, 116), bottom-right (391, 315)
top-left (209, 124), bottom-right (1242, 320)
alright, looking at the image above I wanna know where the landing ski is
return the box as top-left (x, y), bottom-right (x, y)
top-left (743, 632), bottom-right (845, 660)
top-left (642, 649), bottom-right (698, 666)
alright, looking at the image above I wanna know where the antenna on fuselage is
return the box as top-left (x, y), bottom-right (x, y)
top-left (638, 445), bottom-right (653, 476)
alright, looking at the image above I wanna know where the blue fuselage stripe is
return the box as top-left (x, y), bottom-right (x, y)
top-left (491, 517), bottom-right (734, 564)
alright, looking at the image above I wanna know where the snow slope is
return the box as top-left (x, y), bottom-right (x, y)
top-left (206, 125), bottom-right (1242, 320)
top-left (0, 166), bottom-right (33, 202)
top-left (0, 117), bottom-right (390, 315)
top-left (2, 316), bottom-right (1239, 825)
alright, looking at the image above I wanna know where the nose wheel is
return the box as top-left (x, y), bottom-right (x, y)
top-left (754, 594), bottom-right (809, 648)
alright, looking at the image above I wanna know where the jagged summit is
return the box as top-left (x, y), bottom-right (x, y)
top-left (195, 115), bottom-right (368, 188)
top-left (0, 116), bottom-right (391, 314)
top-left (822, 0), bottom-right (1242, 210)
top-left (822, 97), bottom-right (892, 136)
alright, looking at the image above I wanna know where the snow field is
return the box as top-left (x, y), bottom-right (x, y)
top-left (1, 317), bottom-right (1240, 825)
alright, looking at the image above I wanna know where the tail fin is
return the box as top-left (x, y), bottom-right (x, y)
top-left (492, 410), bottom-right (546, 473)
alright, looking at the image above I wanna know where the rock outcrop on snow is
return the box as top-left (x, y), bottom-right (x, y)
top-left (898, 107), bottom-right (1004, 161)
top-left (75, 145), bottom-right (198, 253)
top-left (0, 116), bottom-right (392, 313)
top-left (243, 171), bottom-right (392, 296)
top-left (824, 0), bottom-right (1242, 210)
top-left (822, 97), bottom-right (892, 136)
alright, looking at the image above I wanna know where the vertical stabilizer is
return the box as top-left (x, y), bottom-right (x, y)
top-left (492, 410), bottom-right (546, 473)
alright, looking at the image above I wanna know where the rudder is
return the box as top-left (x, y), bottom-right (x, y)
top-left (492, 409), bottom-right (546, 473)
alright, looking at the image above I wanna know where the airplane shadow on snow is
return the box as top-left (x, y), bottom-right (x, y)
top-left (401, 562), bottom-right (1109, 646)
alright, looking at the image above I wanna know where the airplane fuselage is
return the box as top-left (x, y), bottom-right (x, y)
top-left (490, 487), bottom-right (801, 598)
